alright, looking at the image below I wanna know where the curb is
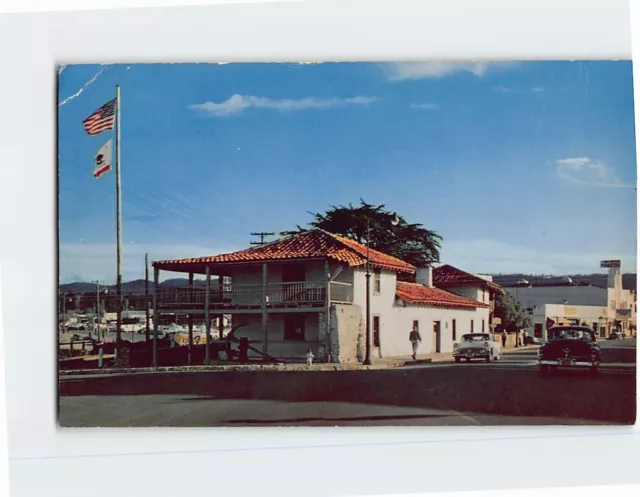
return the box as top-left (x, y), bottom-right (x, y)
top-left (59, 361), bottom-right (405, 376)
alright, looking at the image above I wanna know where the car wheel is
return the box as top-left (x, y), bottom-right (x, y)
top-left (485, 353), bottom-right (491, 363)
top-left (455, 357), bottom-right (461, 363)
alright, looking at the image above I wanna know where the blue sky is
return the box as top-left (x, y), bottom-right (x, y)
top-left (58, 61), bottom-right (637, 284)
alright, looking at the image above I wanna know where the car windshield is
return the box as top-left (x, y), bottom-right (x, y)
top-left (549, 328), bottom-right (593, 341)
top-left (462, 334), bottom-right (491, 342)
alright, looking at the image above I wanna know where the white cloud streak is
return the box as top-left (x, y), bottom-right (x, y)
top-left (58, 65), bottom-right (107, 108)
top-left (442, 239), bottom-right (636, 276)
top-left (382, 61), bottom-right (518, 81)
top-left (188, 94), bottom-right (378, 117)
top-left (410, 103), bottom-right (440, 110)
top-left (59, 243), bottom-right (243, 284)
top-left (556, 157), bottom-right (635, 189)
top-left (493, 86), bottom-right (545, 93)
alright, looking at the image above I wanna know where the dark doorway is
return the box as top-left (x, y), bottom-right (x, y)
top-left (433, 321), bottom-right (441, 353)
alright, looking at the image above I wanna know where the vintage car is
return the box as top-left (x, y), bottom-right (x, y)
top-left (453, 333), bottom-right (502, 363)
top-left (608, 329), bottom-right (626, 340)
top-left (524, 334), bottom-right (541, 345)
top-left (538, 326), bottom-right (601, 374)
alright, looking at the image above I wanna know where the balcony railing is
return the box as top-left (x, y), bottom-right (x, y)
top-left (155, 281), bottom-right (353, 310)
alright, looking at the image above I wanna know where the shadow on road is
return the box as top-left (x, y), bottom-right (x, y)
top-left (59, 365), bottom-right (637, 424)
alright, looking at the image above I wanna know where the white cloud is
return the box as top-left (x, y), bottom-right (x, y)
top-left (59, 243), bottom-right (243, 284)
top-left (410, 103), bottom-right (440, 110)
top-left (493, 86), bottom-right (545, 93)
top-left (442, 239), bottom-right (637, 276)
top-left (382, 61), bottom-right (517, 81)
top-left (556, 157), bottom-right (634, 189)
top-left (188, 94), bottom-right (378, 117)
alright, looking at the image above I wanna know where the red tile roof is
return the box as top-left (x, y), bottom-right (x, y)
top-left (396, 281), bottom-right (489, 309)
top-left (153, 229), bottom-right (416, 274)
top-left (433, 264), bottom-right (503, 293)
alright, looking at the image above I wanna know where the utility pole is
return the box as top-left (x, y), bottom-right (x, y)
top-left (363, 218), bottom-right (372, 365)
top-left (95, 280), bottom-right (101, 341)
top-left (145, 253), bottom-right (150, 343)
top-left (61, 293), bottom-right (66, 333)
top-left (250, 232), bottom-right (275, 246)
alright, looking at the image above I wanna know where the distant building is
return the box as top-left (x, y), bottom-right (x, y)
top-left (503, 267), bottom-right (636, 341)
top-left (432, 265), bottom-right (505, 333)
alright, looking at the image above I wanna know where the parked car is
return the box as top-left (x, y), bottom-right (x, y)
top-left (608, 329), bottom-right (626, 340)
top-left (523, 334), bottom-right (541, 345)
top-left (538, 326), bottom-right (601, 374)
top-left (453, 333), bottom-right (502, 363)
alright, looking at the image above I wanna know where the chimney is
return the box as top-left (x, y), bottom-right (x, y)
top-left (416, 266), bottom-right (433, 288)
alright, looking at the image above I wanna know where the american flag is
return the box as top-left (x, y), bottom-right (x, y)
top-left (82, 99), bottom-right (116, 135)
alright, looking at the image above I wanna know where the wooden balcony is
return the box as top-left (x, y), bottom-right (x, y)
top-left (155, 281), bottom-right (353, 314)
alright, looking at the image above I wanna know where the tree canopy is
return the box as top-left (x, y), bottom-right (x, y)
top-left (494, 292), bottom-right (533, 332)
top-left (302, 200), bottom-right (442, 268)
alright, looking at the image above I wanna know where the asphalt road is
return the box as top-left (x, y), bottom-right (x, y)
top-left (59, 339), bottom-right (636, 427)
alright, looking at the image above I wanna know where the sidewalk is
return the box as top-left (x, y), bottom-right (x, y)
top-left (58, 345), bottom-right (544, 377)
top-left (373, 344), bottom-right (541, 367)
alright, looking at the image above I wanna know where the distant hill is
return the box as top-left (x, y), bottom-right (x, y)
top-left (60, 277), bottom-right (212, 294)
top-left (60, 272), bottom-right (638, 294)
top-left (491, 273), bottom-right (636, 291)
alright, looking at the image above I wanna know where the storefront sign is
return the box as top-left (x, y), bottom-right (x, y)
top-left (616, 309), bottom-right (631, 318)
top-left (600, 260), bottom-right (621, 268)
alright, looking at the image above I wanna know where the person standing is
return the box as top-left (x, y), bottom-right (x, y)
top-left (502, 330), bottom-right (508, 348)
top-left (409, 326), bottom-right (422, 360)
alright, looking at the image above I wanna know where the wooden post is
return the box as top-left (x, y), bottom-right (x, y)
top-left (145, 253), bottom-right (150, 343)
top-left (261, 263), bottom-right (268, 357)
top-left (188, 272), bottom-right (194, 365)
top-left (204, 266), bottom-right (211, 365)
top-left (152, 266), bottom-right (159, 368)
top-left (324, 260), bottom-right (331, 362)
top-left (218, 312), bottom-right (224, 340)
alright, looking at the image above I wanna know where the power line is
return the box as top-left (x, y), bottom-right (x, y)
top-left (250, 232), bottom-right (275, 246)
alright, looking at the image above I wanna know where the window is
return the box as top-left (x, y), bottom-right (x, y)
top-left (452, 319), bottom-right (457, 341)
top-left (284, 315), bottom-right (305, 341)
top-left (373, 316), bottom-right (381, 347)
top-left (482, 319), bottom-right (485, 333)
top-left (374, 269), bottom-right (381, 294)
top-left (470, 320), bottom-right (474, 333)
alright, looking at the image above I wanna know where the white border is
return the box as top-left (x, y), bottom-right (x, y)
top-left (0, 1), bottom-right (638, 496)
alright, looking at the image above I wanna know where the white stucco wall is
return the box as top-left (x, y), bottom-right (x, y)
top-left (448, 286), bottom-right (487, 304)
top-left (351, 267), bottom-right (397, 313)
top-left (376, 304), bottom-right (490, 358)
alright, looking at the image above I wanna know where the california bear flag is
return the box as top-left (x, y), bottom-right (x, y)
top-left (93, 139), bottom-right (112, 179)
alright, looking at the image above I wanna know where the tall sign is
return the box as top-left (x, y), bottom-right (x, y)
top-left (600, 260), bottom-right (621, 268)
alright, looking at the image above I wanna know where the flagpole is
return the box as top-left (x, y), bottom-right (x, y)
top-left (115, 85), bottom-right (123, 356)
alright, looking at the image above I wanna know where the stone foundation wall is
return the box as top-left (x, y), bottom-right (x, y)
top-left (329, 303), bottom-right (364, 363)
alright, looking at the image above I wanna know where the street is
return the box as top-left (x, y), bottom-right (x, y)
top-left (58, 339), bottom-right (636, 427)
